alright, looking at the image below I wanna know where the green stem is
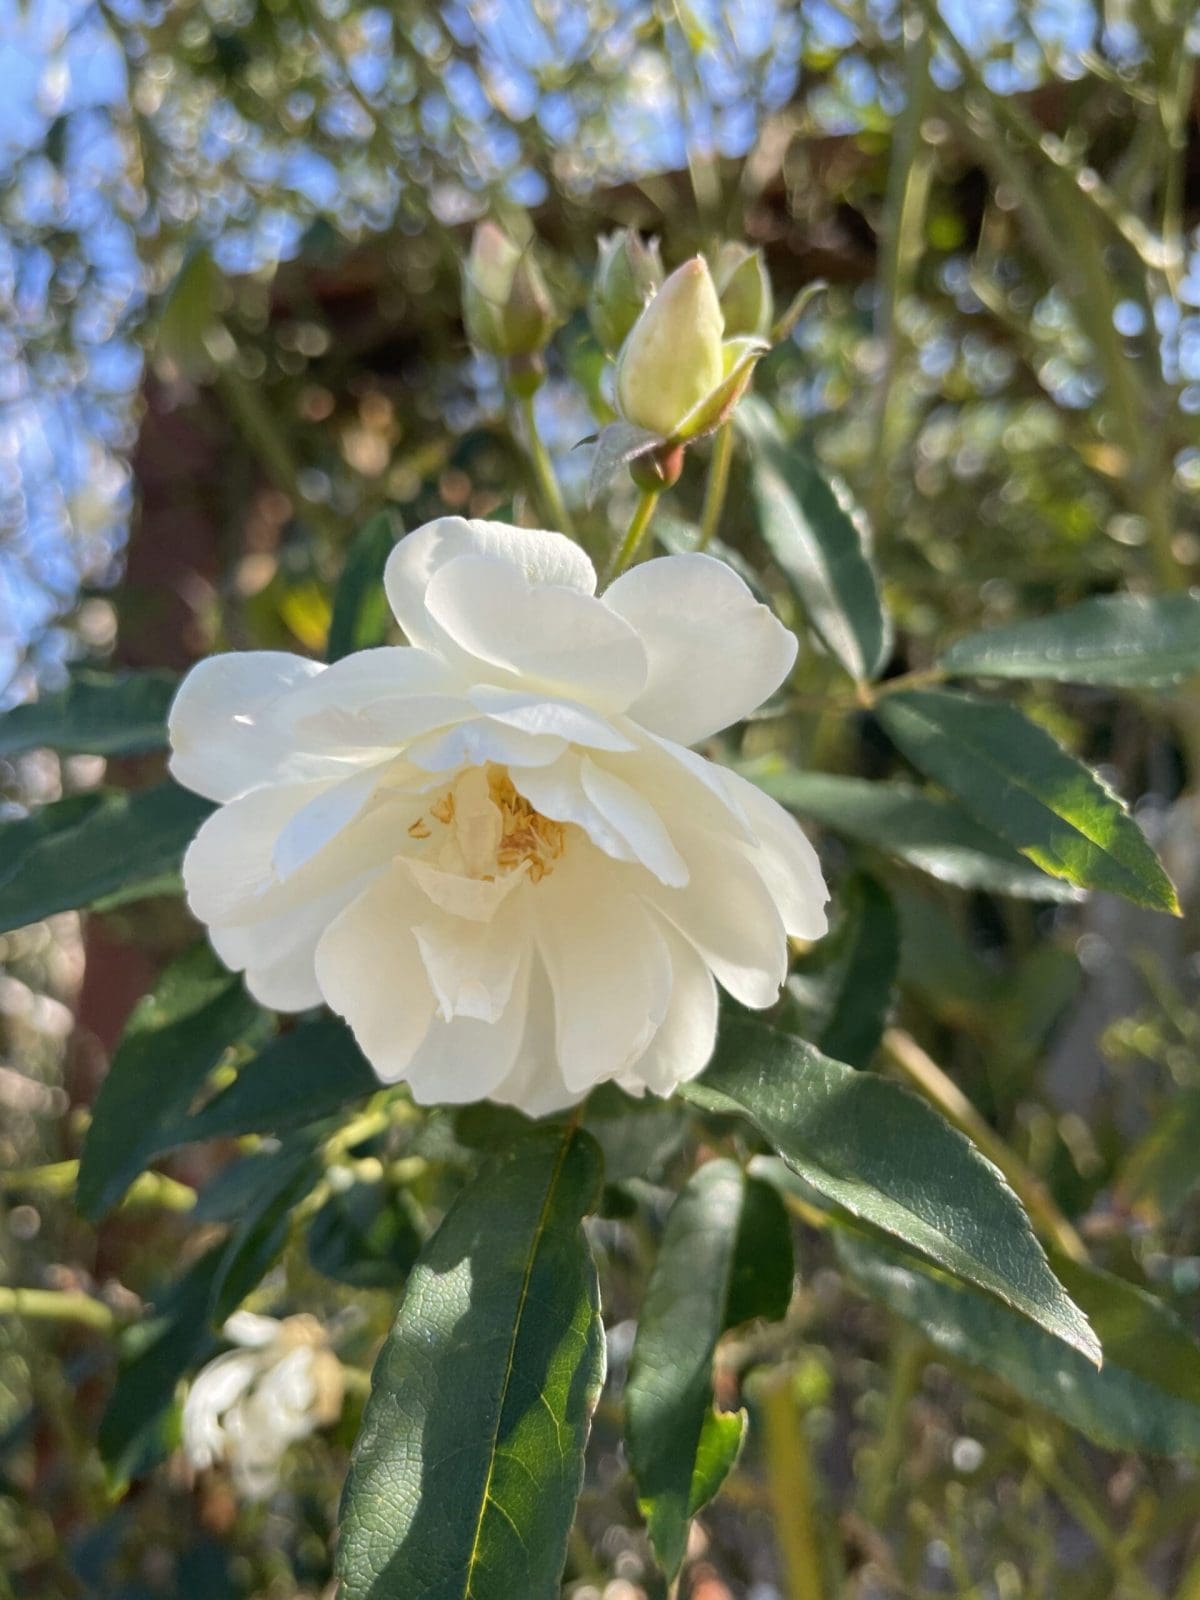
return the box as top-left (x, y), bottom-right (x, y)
top-left (862, 1326), bottom-right (925, 1528)
top-left (0, 1288), bottom-right (115, 1333)
top-left (760, 1369), bottom-right (827, 1600)
top-left (604, 488), bottom-right (661, 583)
top-left (697, 423), bottom-right (735, 550)
top-left (517, 392), bottom-right (575, 537)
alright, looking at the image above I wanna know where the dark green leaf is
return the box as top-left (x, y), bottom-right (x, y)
top-left (0, 783), bottom-right (213, 933)
top-left (839, 1233), bottom-right (1200, 1457)
top-left (743, 763), bottom-right (1081, 902)
top-left (627, 1161), bottom-right (792, 1576)
top-left (682, 1015), bottom-right (1099, 1363)
top-left (584, 1084), bottom-right (687, 1184)
top-left (336, 1127), bottom-right (605, 1600)
top-left (99, 1247), bottom-right (226, 1479)
top-left (307, 1180), bottom-right (423, 1289)
top-left (77, 946), bottom-right (267, 1220)
top-left (209, 1139), bottom-right (321, 1322)
top-left (942, 594), bottom-right (1200, 687)
top-left (175, 1016), bottom-right (378, 1144)
top-left (785, 873), bottom-right (899, 1067)
top-left (741, 398), bottom-right (890, 682)
top-left (328, 511), bottom-right (402, 661)
top-left (877, 689), bottom-right (1179, 913)
top-left (0, 670), bottom-right (177, 758)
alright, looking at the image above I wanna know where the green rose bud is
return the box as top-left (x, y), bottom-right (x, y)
top-left (462, 221), bottom-right (556, 358)
top-left (588, 230), bottom-right (663, 354)
top-left (615, 256), bottom-right (726, 439)
top-left (714, 242), bottom-right (774, 340)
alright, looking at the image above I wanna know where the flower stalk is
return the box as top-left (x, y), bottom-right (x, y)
top-left (697, 421), bottom-right (735, 550)
top-left (515, 388), bottom-right (575, 538)
top-left (605, 487), bottom-right (661, 583)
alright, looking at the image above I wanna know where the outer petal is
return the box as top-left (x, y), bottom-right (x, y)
top-left (534, 852), bottom-right (673, 1094)
top-left (423, 554), bottom-right (647, 712)
top-left (313, 866), bottom-right (436, 1083)
top-left (169, 652), bottom-right (326, 802)
top-left (619, 917), bottom-right (718, 1097)
top-left (209, 877), bottom-right (367, 1012)
top-left (404, 950), bottom-right (532, 1106)
top-left (183, 780), bottom-right (399, 928)
top-left (719, 766), bottom-right (830, 940)
top-left (277, 646), bottom-right (470, 752)
top-left (639, 820), bottom-right (788, 1008)
top-left (603, 554), bottom-right (797, 744)
top-left (384, 517), bottom-right (597, 650)
top-left (488, 957), bottom-right (581, 1117)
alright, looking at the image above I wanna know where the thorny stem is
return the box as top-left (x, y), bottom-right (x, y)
top-left (517, 391), bottom-right (575, 538)
top-left (697, 422), bottom-right (735, 550)
top-left (604, 487), bottom-right (661, 584)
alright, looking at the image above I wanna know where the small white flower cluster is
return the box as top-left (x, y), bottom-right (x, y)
top-left (182, 1312), bottom-right (343, 1500)
top-left (169, 518), bottom-right (829, 1114)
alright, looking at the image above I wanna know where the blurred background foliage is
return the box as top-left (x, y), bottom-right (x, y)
top-left (2, 0), bottom-right (1200, 1596)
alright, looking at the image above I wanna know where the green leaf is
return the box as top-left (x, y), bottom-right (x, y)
top-left (743, 763), bottom-right (1082, 902)
top-left (682, 1015), bottom-right (1099, 1364)
top-left (336, 1127), bottom-right (606, 1600)
top-left (307, 1180), bottom-right (423, 1290)
top-left (0, 783), bottom-right (213, 933)
top-left (586, 420), bottom-right (663, 505)
top-left (209, 1139), bottom-right (321, 1322)
top-left (328, 510), bottom-right (402, 661)
top-left (741, 398), bottom-right (890, 683)
top-left (1117, 1090), bottom-right (1200, 1223)
top-left (98, 1246), bottom-right (226, 1479)
top-left (942, 594), bottom-right (1200, 687)
top-left (877, 689), bottom-right (1179, 913)
top-left (785, 873), bottom-right (899, 1067)
top-left (77, 946), bottom-right (267, 1220)
top-left (0, 670), bottom-right (177, 758)
top-left (839, 1233), bottom-right (1200, 1458)
top-left (688, 1408), bottom-right (747, 1518)
top-left (626, 1161), bottom-right (792, 1576)
top-left (175, 1016), bottom-right (378, 1144)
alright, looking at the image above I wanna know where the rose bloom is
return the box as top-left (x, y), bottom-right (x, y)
top-left (169, 518), bottom-right (828, 1115)
top-left (182, 1313), bottom-right (343, 1499)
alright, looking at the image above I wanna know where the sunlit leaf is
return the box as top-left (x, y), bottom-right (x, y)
top-left (336, 1127), bottom-right (605, 1600)
top-left (877, 689), bottom-right (1179, 912)
top-left (683, 1015), bottom-right (1099, 1363)
top-left (743, 763), bottom-right (1080, 902)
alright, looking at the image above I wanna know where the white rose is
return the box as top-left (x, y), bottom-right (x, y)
top-left (181, 1313), bottom-right (343, 1500)
top-left (169, 518), bottom-right (828, 1116)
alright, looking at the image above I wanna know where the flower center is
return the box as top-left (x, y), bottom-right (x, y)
top-left (407, 763), bottom-right (566, 885)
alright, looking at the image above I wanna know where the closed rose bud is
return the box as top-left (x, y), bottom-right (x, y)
top-left (615, 256), bottom-right (726, 438)
top-left (462, 221), bottom-right (556, 358)
top-left (714, 243), bottom-right (774, 340)
top-left (589, 230), bottom-right (663, 354)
